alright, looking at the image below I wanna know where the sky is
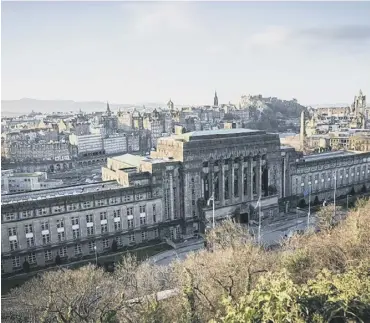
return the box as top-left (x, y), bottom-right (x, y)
top-left (2, 1), bottom-right (370, 106)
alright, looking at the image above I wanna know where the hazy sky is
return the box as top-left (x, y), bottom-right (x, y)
top-left (2, 1), bottom-right (370, 106)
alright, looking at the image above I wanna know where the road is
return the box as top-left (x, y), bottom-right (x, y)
top-left (151, 211), bottom-right (319, 266)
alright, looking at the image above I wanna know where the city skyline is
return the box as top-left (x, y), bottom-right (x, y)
top-left (2, 1), bottom-right (370, 106)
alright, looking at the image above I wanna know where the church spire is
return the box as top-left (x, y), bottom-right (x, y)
top-left (106, 101), bottom-right (111, 116)
top-left (214, 91), bottom-right (219, 107)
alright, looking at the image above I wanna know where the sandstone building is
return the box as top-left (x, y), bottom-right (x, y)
top-left (2, 129), bottom-right (370, 274)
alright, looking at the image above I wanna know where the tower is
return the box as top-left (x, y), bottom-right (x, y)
top-left (353, 89), bottom-right (366, 117)
top-left (167, 99), bottom-right (174, 111)
top-left (300, 110), bottom-right (306, 151)
top-left (214, 91), bottom-right (219, 107)
top-left (106, 102), bottom-right (111, 116)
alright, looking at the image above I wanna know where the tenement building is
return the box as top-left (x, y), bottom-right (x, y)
top-left (2, 129), bottom-right (370, 274)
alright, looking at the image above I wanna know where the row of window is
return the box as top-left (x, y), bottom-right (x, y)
top-left (7, 212), bottom-right (158, 250)
top-left (10, 229), bottom-right (160, 269)
top-left (4, 203), bottom-right (157, 222)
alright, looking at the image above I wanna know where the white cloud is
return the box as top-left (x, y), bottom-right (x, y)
top-left (122, 2), bottom-right (198, 35)
top-left (249, 26), bottom-right (291, 47)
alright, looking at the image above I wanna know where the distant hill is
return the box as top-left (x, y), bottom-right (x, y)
top-left (239, 94), bottom-right (305, 132)
top-left (0, 98), bottom-right (167, 117)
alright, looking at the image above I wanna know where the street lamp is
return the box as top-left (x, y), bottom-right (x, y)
top-left (207, 174), bottom-right (218, 229)
top-left (306, 182), bottom-right (312, 229)
top-left (207, 194), bottom-right (215, 229)
top-left (94, 245), bottom-right (98, 266)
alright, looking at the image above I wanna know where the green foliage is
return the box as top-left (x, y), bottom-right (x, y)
top-left (217, 264), bottom-right (370, 323)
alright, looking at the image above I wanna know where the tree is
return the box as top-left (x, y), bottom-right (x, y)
top-left (313, 196), bottom-right (320, 206)
top-left (55, 254), bottom-right (61, 266)
top-left (22, 260), bottom-right (30, 273)
top-left (111, 239), bottom-right (118, 252)
top-left (316, 204), bottom-right (338, 231)
top-left (298, 199), bottom-right (306, 208)
top-left (350, 187), bottom-right (356, 196)
top-left (361, 184), bottom-right (367, 193)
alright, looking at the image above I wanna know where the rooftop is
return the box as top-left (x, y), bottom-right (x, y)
top-left (1, 181), bottom-right (121, 205)
top-left (302, 150), bottom-right (357, 162)
top-left (110, 154), bottom-right (145, 168)
top-left (174, 128), bottom-right (265, 142)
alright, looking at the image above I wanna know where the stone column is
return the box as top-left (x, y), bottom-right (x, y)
top-left (169, 172), bottom-right (174, 220)
top-left (247, 156), bottom-right (253, 201)
top-left (256, 155), bottom-right (262, 198)
top-left (208, 161), bottom-right (214, 198)
top-left (229, 158), bottom-right (234, 201)
top-left (201, 174), bottom-right (205, 198)
top-left (219, 159), bottom-right (225, 206)
top-left (238, 157), bottom-right (244, 202)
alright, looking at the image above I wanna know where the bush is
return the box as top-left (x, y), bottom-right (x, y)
top-left (5, 200), bottom-right (370, 323)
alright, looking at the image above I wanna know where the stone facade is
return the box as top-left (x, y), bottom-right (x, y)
top-left (3, 129), bottom-right (370, 275)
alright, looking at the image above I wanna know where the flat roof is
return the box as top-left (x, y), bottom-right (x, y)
top-left (110, 154), bottom-right (145, 168)
top-left (175, 128), bottom-right (266, 142)
top-left (1, 181), bottom-right (121, 205)
top-left (302, 150), bottom-right (357, 162)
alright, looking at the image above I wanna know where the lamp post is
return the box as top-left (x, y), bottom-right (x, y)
top-left (208, 174), bottom-right (219, 229)
top-left (207, 194), bottom-right (215, 229)
top-left (307, 182), bottom-right (312, 229)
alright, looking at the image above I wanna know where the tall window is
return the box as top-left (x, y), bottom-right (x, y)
top-left (44, 250), bottom-right (52, 262)
top-left (10, 240), bottom-right (18, 251)
top-left (41, 222), bottom-right (49, 231)
top-left (74, 244), bottom-right (82, 255)
top-left (88, 241), bottom-right (96, 253)
top-left (140, 215), bottom-right (146, 226)
top-left (27, 252), bottom-right (37, 264)
top-left (12, 256), bottom-right (20, 268)
top-left (56, 219), bottom-right (64, 228)
top-left (141, 231), bottom-right (147, 241)
top-left (24, 224), bottom-right (33, 234)
top-left (153, 204), bottom-right (157, 223)
top-left (114, 221), bottom-right (121, 231)
top-left (103, 238), bottom-right (109, 249)
top-left (86, 214), bottom-right (93, 223)
top-left (59, 246), bottom-right (67, 257)
top-left (71, 217), bottom-right (79, 226)
top-left (27, 237), bottom-right (35, 247)
top-left (8, 227), bottom-right (17, 237)
top-left (72, 229), bottom-right (80, 240)
top-left (101, 224), bottom-right (108, 233)
top-left (87, 226), bottom-right (94, 236)
top-left (127, 218), bottom-right (134, 229)
top-left (129, 234), bottom-right (135, 243)
top-left (100, 212), bottom-right (107, 220)
top-left (58, 231), bottom-right (65, 242)
top-left (127, 207), bottom-right (133, 216)
top-left (42, 232), bottom-right (51, 245)
top-left (139, 205), bottom-right (146, 214)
